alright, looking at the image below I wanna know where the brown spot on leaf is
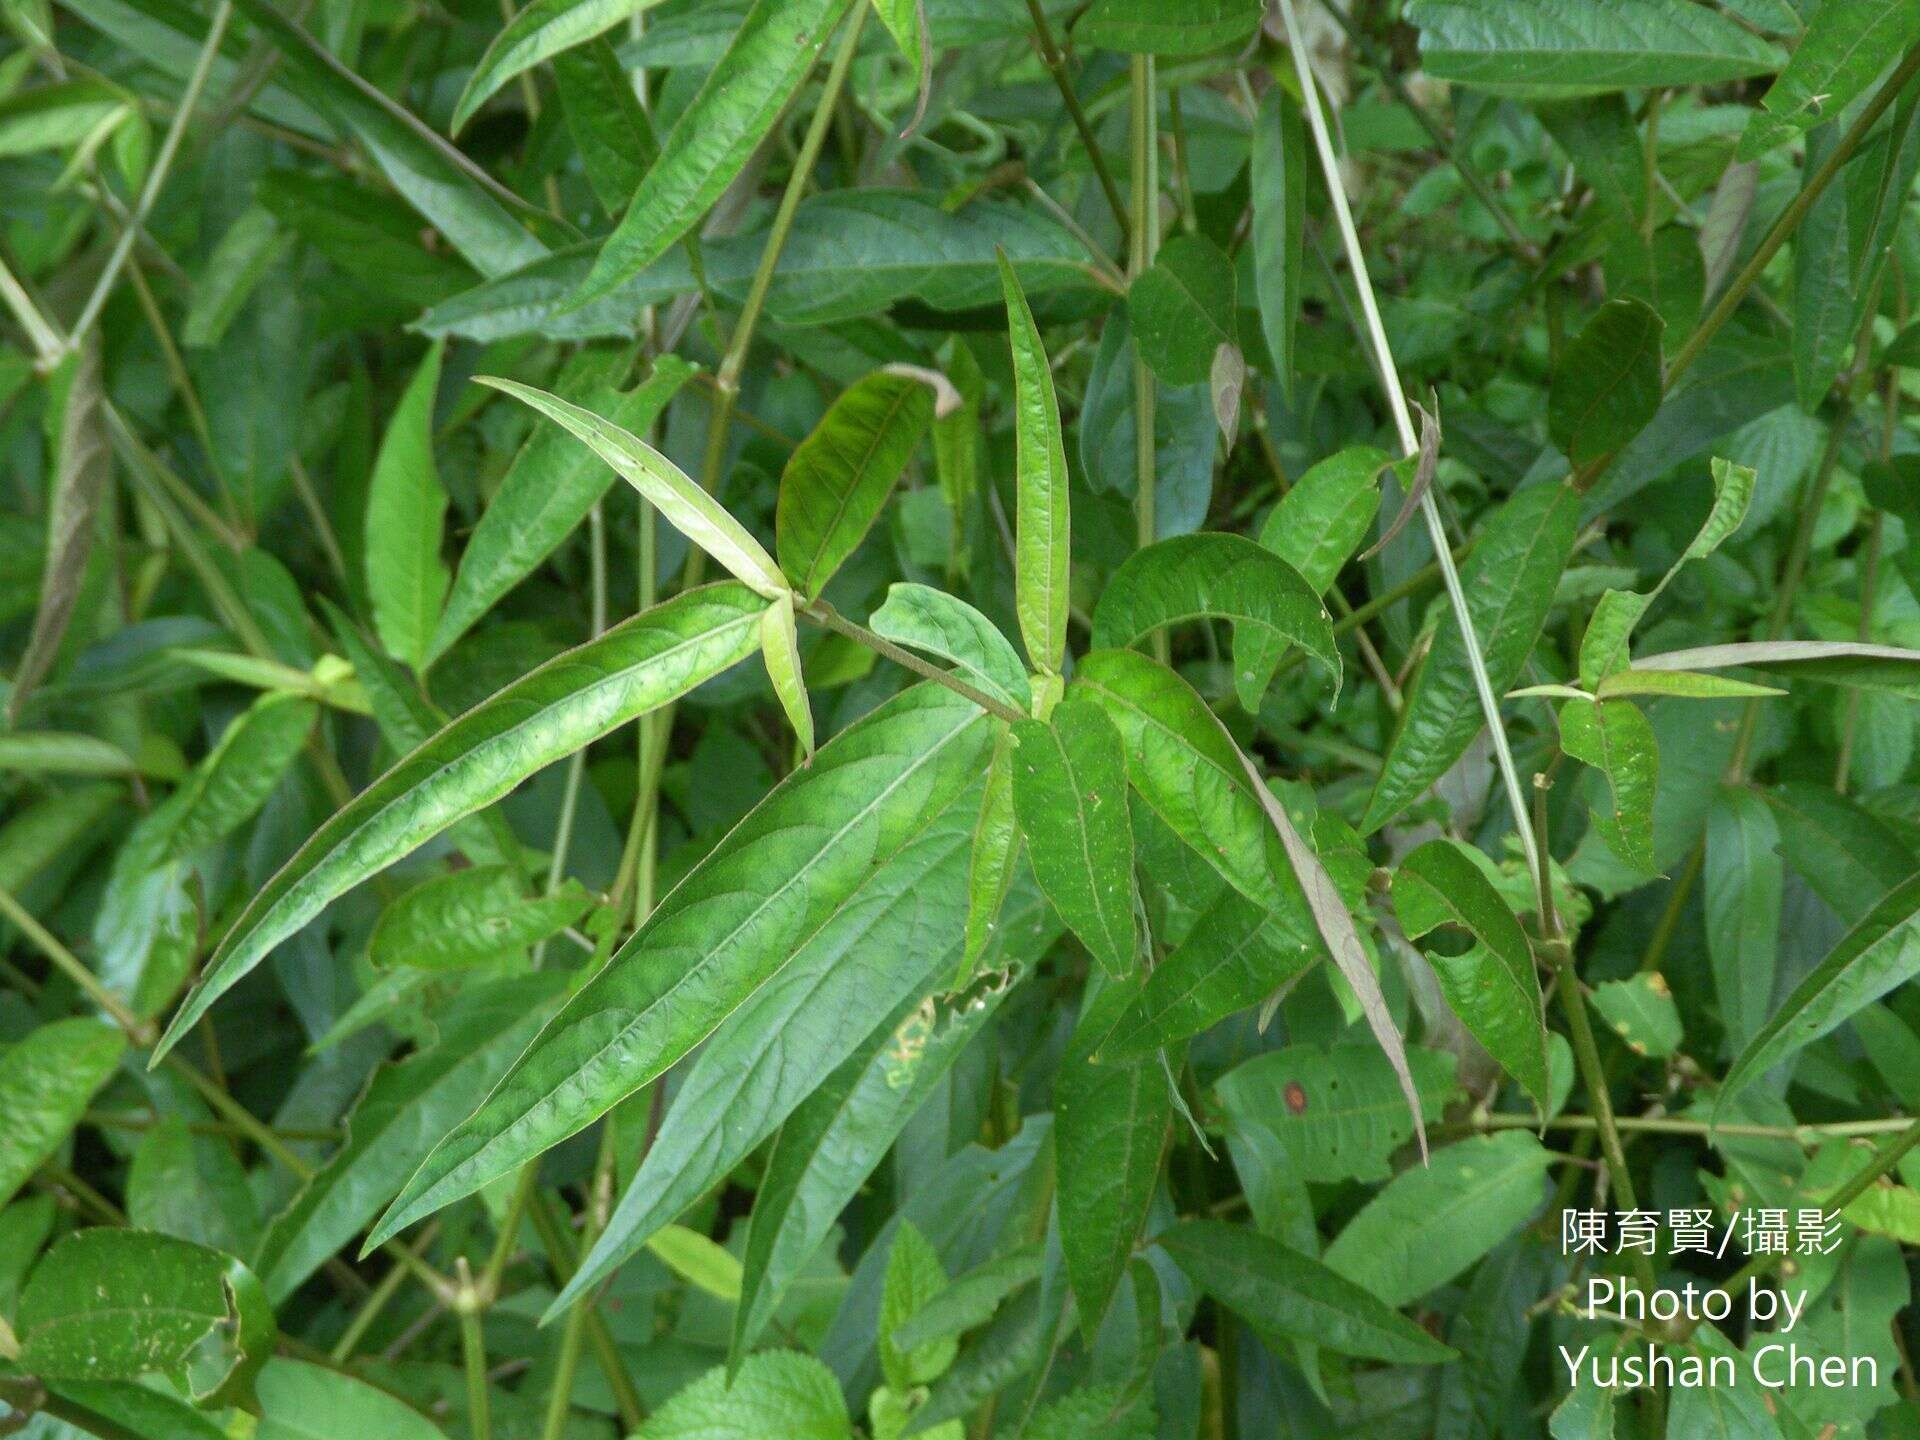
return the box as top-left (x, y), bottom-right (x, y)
top-left (1284, 1081), bottom-right (1308, 1114)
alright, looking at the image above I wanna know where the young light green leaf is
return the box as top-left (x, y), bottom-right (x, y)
top-left (1548, 298), bottom-right (1663, 466)
top-left (888, 1245), bottom-right (1044, 1355)
top-left (1251, 84), bottom-right (1307, 403)
top-left (1076, 0), bottom-right (1261, 55)
top-left (256, 1359), bottom-right (449, 1440)
top-left (760, 591), bottom-right (815, 759)
top-left (881, 1221), bottom-right (955, 1389)
top-left (871, 0), bottom-right (930, 134)
top-left (1157, 1219), bottom-right (1456, 1364)
top-left (1093, 534), bottom-right (1339, 712)
top-left (1256, 445), bottom-right (1387, 596)
top-left (152, 692), bottom-right (317, 865)
top-left (870, 583), bottom-right (1031, 713)
top-left (649, 1225), bottom-right (744, 1302)
top-left (1393, 839), bottom-right (1549, 1109)
top-left (570, 0), bottom-right (856, 306)
top-left (1322, 1131), bottom-right (1553, 1306)
top-left (960, 734), bottom-right (1023, 981)
top-left (1594, 669), bottom-right (1784, 700)
top-left (1558, 697), bottom-right (1659, 877)
top-left (369, 868), bottom-right (591, 970)
top-left (1591, 972), bottom-right (1683, 1059)
top-left (366, 341), bottom-right (449, 670)
top-left (0, 1018), bottom-right (124, 1210)
top-left (777, 370), bottom-right (933, 600)
top-left (1365, 482), bottom-right (1581, 832)
top-left (0, 733), bottom-right (153, 778)
top-left (153, 583), bottom-right (767, 1061)
top-left (998, 249), bottom-right (1069, 674)
top-left (1721, 873), bottom-right (1920, 1112)
top-left (367, 684), bottom-right (992, 1253)
top-left (1577, 589), bottom-right (1652, 691)
top-left (637, 1352), bottom-right (852, 1440)
top-left (1129, 234), bottom-right (1237, 387)
top-left (1759, 0), bottom-right (1920, 139)
top-left (479, 375), bottom-right (788, 600)
top-left (1706, 786), bottom-right (1781, 1057)
top-left (451, 0), bottom-right (667, 134)
top-left (1009, 700), bottom-right (1136, 977)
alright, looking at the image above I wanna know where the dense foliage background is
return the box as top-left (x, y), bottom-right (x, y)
top-left (4, 0), bottom-right (1920, 1435)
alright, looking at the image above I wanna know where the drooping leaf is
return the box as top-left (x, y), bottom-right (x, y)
top-left (869, 583), bottom-right (1031, 712)
top-left (1255, 445), bottom-right (1388, 596)
top-left (0, 1018), bottom-right (124, 1210)
top-left (1629, 640), bottom-right (1920, 698)
top-left (1558, 697), bottom-right (1659, 877)
top-left (1706, 786), bottom-right (1781, 1057)
top-left (1548, 298), bottom-right (1663, 466)
top-left (1076, 0), bottom-right (1261, 55)
top-left (1129, 235), bottom-right (1237, 387)
top-left (452, 0), bottom-right (668, 134)
top-left (255, 1359), bottom-right (448, 1440)
top-left (760, 591), bottom-right (816, 758)
top-left (997, 250), bottom-right (1071, 675)
top-left (365, 341), bottom-right (449, 670)
top-left (153, 584), bottom-right (767, 1060)
top-left (1251, 84), bottom-right (1307, 403)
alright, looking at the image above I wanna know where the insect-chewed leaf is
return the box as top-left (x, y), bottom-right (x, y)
top-left (1393, 839), bottom-right (1550, 1109)
top-left (255, 1359), bottom-right (450, 1440)
top-left (1091, 533), bottom-right (1339, 711)
top-left (1548, 298), bottom-right (1663, 465)
top-left (452, 0), bottom-right (667, 134)
top-left (1009, 701), bottom-right (1136, 978)
top-left (152, 583), bottom-right (767, 1061)
top-left (777, 370), bottom-right (933, 599)
top-left (1558, 697), bottom-right (1659, 877)
top-left (1076, 0), bottom-right (1261, 55)
top-left (366, 340), bottom-right (449, 670)
top-left (871, 583), bottom-right (1031, 713)
top-left (1591, 972), bottom-right (1683, 1059)
top-left (570, 0), bottom-right (856, 306)
top-left (1365, 482), bottom-right (1580, 832)
top-left (0, 1018), bottom-right (125, 1211)
top-left (1157, 1219), bottom-right (1456, 1364)
top-left (998, 250), bottom-right (1070, 674)
top-left (366, 684), bottom-right (994, 1254)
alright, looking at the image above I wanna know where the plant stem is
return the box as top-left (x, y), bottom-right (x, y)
top-left (458, 1294), bottom-right (490, 1440)
top-left (0, 883), bottom-right (150, 1040)
top-left (1024, 0), bottom-right (1130, 249)
top-left (526, 1189), bottom-right (646, 1432)
top-left (1128, 55), bottom-right (1160, 570)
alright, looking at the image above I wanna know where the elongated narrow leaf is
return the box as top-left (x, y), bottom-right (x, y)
top-left (1010, 701), bottom-right (1136, 977)
top-left (1705, 786), bottom-right (1781, 1056)
top-left (1077, 0), bottom-right (1261, 55)
top-left (962, 732), bottom-right (1022, 976)
top-left (1631, 640), bottom-right (1920, 697)
top-left (1092, 533), bottom-right (1338, 711)
top-left (870, 583), bottom-right (1031, 712)
top-left (1548, 298), bottom-right (1663, 466)
top-left (366, 341), bottom-right (448, 670)
top-left (759, 591), bottom-right (815, 758)
top-left (0, 1018), bottom-right (124, 1210)
top-left (1760, 0), bottom-right (1920, 139)
top-left (370, 871), bottom-right (588, 970)
top-left (1251, 85), bottom-right (1306, 403)
top-left (155, 692), bottom-right (317, 865)
top-left (452, 0), bottom-right (666, 133)
top-left (479, 376), bottom-right (788, 599)
top-left (1558, 697), bottom-right (1659, 877)
top-left (777, 371), bottom-right (933, 599)
top-left (570, 0), bottom-right (855, 305)
top-left (1721, 874), bottom-right (1920, 1112)
top-left (367, 684), bottom-right (993, 1252)
top-left (1157, 1220), bottom-right (1456, 1364)
top-left (1365, 482), bottom-right (1581, 832)
top-left (998, 250), bottom-right (1069, 674)
top-left (153, 583), bottom-right (766, 1060)
top-left (1393, 839), bottom-right (1549, 1108)
top-left (554, 38), bottom-right (658, 216)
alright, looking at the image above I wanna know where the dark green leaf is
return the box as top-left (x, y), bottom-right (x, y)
top-left (1548, 298), bottom-right (1663, 465)
top-left (0, 1018), bottom-right (124, 1210)
top-left (1076, 0), bottom-right (1260, 55)
top-left (1251, 85), bottom-right (1307, 403)
top-left (1128, 235), bottom-right (1237, 386)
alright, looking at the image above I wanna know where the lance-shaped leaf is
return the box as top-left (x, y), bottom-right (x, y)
top-left (370, 868), bottom-right (591, 970)
top-left (777, 370), bottom-right (934, 600)
top-left (998, 250), bottom-right (1069, 674)
top-left (1549, 298), bottom-right (1663, 466)
top-left (1393, 839), bottom-right (1550, 1109)
top-left (889, 1245), bottom-right (1045, 1355)
top-left (870, 583), bottom-right (1031, 713)
top-left (1009, 701), bottom-right (1136, 977)
top-left (1721, 873), bottom-right (1920, 1113)
top-left (760, 591), bottom-right (815, 759)
top-left (0, 1018), bottom-right (124, 1210)
top-left (452, 0), bottom-right (668, 134)
top-left (366, 341), bottom-right (448, 670)
top-left (152, 583), bottom-right (766, 1061)
top-left (732, 963), bottom-right (1029, 1364)
top-left (872, 0), bottom-right (931, 134)
top-left (1058, 975), bottom-right (1168, 1339)
top-left (479, 376), bottom-right (788, 599)
top-left (1251, 84), bottom-right (1307, 404)
top-left (961, 732), bottom-right (1022, 978)
top-left (1629, 640), bottom-right (1920, 699)
top-left (9, 337), bottom-right (107, 724)
top-left (1365, 482), bottom-right (1580, 832)
top-left (366, 684), bottom-right (992, 1251)
top-left (1758, 0), bottom-right (1920, 140)
top-left (255, 975), bottom-right (563, 1301)
top-left (1705, 786), bottom-right (1781, 1057)
top-left (1077, 0), bottom-right (1262, 55)
top-left (17, 1230), bottom-right (274, 1406)
top-left (1157, 1220), bottom-right (1455, 1364)
top-left (1559, 698), bottom-right (1658, 877)
top-left (570, 0), bottom-right (855, 305)
top-left (554, 38), bottom-right (658, 216)
top-left (1092, 533), bottom-right (1339, 711)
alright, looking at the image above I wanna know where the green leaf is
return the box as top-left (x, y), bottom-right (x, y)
top-left (1721, 873), bottom-right (1920, 1112)
top-left (880, 1221), bottom-right (956, 1389)
top-left (1058, 975), bottom-right (1168, 1339)
top-left (156, 692), bottom-right (317, 865)
top-left (255, 975), bottom-right (565, 1300)
top-left (1548, 298), bottom-right (1663, 466)
top-left (1091, 533), bottom-right (1340, 712)
top-left (1759, 0), bottom-right (1920, 138)
top-left (153, 583), bottom-right (766, 1060)
top-left (126, 1117), bottom-right (260, 1259)
top-left (637, 1352), bottom-right (852, 1440)
top-left (17, 1229), bottom-right (274, 1406)
top-left (1405, 0), bottom-right (1781, 97)
top-left (1763, 781), bottom-right (1918, 923)
top-left (1793, 125), bottom-right (1856, 409)
top-left (1538, 97), bottom-right (1645, 227)
top-left (1009, 701), bottom-right (1136, 977)
top-left (869, 583), bottom-right (1031, 712)
top-left (1706, 786), bottom-right (1781, 1057)
top-left (452, 0), bottom-right (667, 134)
top-left (479, 375), bottom-right (789, 600)
top-left (1594, 669), bottom-right (1783, 700)
top-left (777, 370), bottom-right (934, 600)
top-left (1157, 1220), bottom-right (1456, 1364)
top-left (571, 0), bottom-right (856, 306)
top-left (554, 38), bottom-right (659, 216)
top-left (1629, 640), bottom-right (1920, 699)
top-left (1558, 697), bottom-right (1659, 877)
top-left (365, 340), bottom-right (449, 670)
top-left (760, 591), bottom-right (815, 758)
top-left (370, 867), bottom-right (591, 971)
top-left (1251, 85), bottom-right (1307, 404)
top-left (1688, 456), bottom-right (1758, 561)
top-left (1255, 445), bottom-right (1387, 596)
top-left (1322, 1131), bottom-right (1553, 1306)
top-left (256, 1358), bottom-right (448, 1440)
top-left (1393, 839), bottom-right (1549, 1108)
top-left (871, 0), bottom-right (930, 132)
top-left (998, 250), bottom-right (1070, 675)
top-left (1076, 0), bottom-right (1260, 55)
top-left (888, 1244), bottom-right (1044, 1354)
top-left (367, 683), bottom-right (992, 1254)
top-left (648, 1225), bottom-right (744, 1301)
top-left (0, 1018), bottom-right (124, 1210)
top-left (183, 207), bottom-right (292, 349)
top-left (962, 732), bottom-right (1023, 977)
top-left (1590, 972), bottom-right (1683, 1059)
top-left (1365, 482), bottom-right (1581, 832)
top-left (432, 352), bottom-right (692, 661)
top-left (1128, 235), bottom-right (1237, 387)
top-left (0, 732), bottom-right (150, 778)
top-left (1215, 1043), bottom-right (1457, 1185)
